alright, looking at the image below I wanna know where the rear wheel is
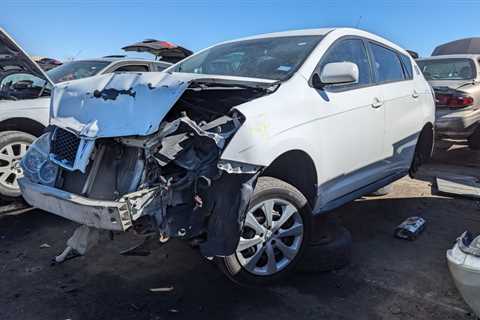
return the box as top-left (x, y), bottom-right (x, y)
top-left (216, 176), bottom-right (312, 286)
top-left (0, 131), bottom-right (36, 200)
top-left (410, 124), bottom-right (434, 176)
top-left (468, 126), bottom-right (480, 150)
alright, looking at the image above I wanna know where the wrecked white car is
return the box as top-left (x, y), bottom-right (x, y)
top-left (19, 28), bottom-right (435, 285)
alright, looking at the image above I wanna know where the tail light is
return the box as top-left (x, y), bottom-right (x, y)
top-left (435, 93), bottom-right (474, 108)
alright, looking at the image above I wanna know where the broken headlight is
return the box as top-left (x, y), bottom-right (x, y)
top-left (21, 132), bottom-right (59, 185)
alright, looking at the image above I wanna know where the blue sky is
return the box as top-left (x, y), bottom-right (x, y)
top-left (2, 0), bottom-right (480, 61)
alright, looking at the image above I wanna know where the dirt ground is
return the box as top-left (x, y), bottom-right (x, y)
top-left (1, 141), bottom-right (479, 320)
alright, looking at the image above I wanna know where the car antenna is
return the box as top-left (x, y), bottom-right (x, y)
top-left (355, 16), bottom-right (363, 28)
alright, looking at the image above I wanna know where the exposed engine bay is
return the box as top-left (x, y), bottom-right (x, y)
top-left (20, 75), bottom-right (276, 258)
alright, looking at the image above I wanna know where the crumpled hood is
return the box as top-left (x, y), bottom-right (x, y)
top-left (50, 71), bottom-right (276, 138)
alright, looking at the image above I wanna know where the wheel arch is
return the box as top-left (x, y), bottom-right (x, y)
top-left (261, 149), bottom-right (318, 209)
top-left (0, 118), bottom-right (46, 137)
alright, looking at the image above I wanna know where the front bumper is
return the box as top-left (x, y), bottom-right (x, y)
top-left (18, 177), bottom-right (133, 231)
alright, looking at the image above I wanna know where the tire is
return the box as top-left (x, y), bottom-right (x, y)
top-left (410, 124), bottom-right (434, 176)
top-left (216, 176), bottom-right (312, 286)
top-left (468, 127), bottom-right (480, 150)
top-left (298, 225), bottom-right (352, 273)
top-left (0, 131), bottom-right (36, 200)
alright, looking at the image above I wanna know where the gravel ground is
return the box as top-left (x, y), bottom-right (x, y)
top-left (0, 142), bottom-right (479, 320)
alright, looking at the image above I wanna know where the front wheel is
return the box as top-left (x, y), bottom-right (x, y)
top-left (0, 131), bottom-right (36, 200)
top-left (216, 176), bottom-right (312, 286)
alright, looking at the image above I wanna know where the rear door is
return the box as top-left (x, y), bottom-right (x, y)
top-left (310, 38), bottom-right (386, 202)
top-left (368, 42), bottom-right (422, 173)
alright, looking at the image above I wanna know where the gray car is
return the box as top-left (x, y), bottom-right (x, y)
top-left (417, 54), bottom-right (480, 150)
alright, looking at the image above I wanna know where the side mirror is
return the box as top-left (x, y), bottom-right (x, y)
top-left (312, 62), bottom-right (359, 89)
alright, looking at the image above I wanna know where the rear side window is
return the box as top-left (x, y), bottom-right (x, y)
top-left (370, 43), bottom-right (405, 83)
top-left (114, 65), bottom-right (149, 72)
top-left (319, 38), bottom-right (372, 88)
top-left (399, 54), bottom-right (413, 80)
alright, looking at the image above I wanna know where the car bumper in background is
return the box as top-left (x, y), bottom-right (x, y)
top-left (435, 108), bottom-right (480, 138)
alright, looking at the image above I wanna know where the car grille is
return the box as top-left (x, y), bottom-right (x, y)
top-left (51, 128), bottom-right (80, 167)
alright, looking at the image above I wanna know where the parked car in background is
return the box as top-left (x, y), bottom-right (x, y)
top-left (18, 28), bottom-right (435, 285)
top-left (32, 56), bottom-right (63, 71)
top-left (0, 28), bottom-right (191, 199)
top-left (416, 38), bottom-right (480, 150)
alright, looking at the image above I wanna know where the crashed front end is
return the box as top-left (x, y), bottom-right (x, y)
top-left (18, 72), bottom-right (273, 257)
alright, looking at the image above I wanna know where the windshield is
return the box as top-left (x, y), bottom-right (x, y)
top-left (173, 35), bottom-right (323, 81)
top-left (47, 60), bottom-right (110, 83)
top-left (417, 58), bottom-right (476, 80)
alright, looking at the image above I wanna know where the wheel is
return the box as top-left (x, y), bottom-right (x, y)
top-left (410, 124), bottom-right (434, 176)
top-left (468, 126), bottom-right (480, 150)
top-left (0, 131), bottom-right (36, 200)
top-left (216, 176), bottom-right (312, 286)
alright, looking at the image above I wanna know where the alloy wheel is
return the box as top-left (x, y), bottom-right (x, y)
top-left (0, 142), bottom-right (29, 190)
top-left (235, 198), bottom-right (304, 276)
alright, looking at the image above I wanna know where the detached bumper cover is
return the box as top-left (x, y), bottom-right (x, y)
top-left (435, 108), bottom-right (480, 135)
top-left (18, 177), bottom-right (133, 231)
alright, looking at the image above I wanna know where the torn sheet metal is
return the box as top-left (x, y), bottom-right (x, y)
top-left (436, 175), bottom-right (480, 199)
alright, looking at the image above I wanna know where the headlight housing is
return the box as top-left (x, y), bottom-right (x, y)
top-left (20, 132), bottom-right (59, 186)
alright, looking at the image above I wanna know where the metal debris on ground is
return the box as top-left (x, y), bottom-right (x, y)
top-left (149, 286), bottom-right (174, 293)
top-left (436, 175), bottom-right (480, 199)
top-left (394, 216), bottom-right (426, 241)
top-left (0, 201), bottom-right (33, 216)
top-left (39, 243), bottom-right (51, 249)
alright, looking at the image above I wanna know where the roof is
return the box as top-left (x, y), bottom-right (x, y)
top-left (71, 57), bottom-right (170, 65)
top-left (216, 28), bottom-right (408, 57)
top-left (233, 28), bottom-right (335, 41)
top-left (433, 38), bottom-right (480, 56)
top-left (417, 54), bottom-right (480, 61)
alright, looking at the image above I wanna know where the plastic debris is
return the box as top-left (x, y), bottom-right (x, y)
top-left (149, 286), bottom-right (174, 293)
top-left (394, 216), bottom-right (426, 240)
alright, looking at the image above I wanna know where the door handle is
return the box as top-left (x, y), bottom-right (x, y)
top-left (412, 90), bottom-right (419, 99)
top-left (372, 98), bottom-right (383, 108)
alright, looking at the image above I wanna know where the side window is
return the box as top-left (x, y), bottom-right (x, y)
top-left (0, 73), bottom-right (46, 89)
top-left (319, 39), bottom-right (372, 88)
top-left (113, 65), bottom-right (149, 72)
top-left (155, 64), bottom-right (168, 72)
top-left (399, 54), bottom-right (413, 80)
top-left (369, 43), bottom-right (405, 83)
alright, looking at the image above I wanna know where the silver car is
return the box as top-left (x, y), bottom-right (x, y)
top-left (417, 54), bottom-right (480, 150)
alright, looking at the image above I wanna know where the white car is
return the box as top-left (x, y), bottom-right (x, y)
top-left (0, 29), bottom-right (189, 199)
top-left (19, 28), bottom-right (435, 285)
